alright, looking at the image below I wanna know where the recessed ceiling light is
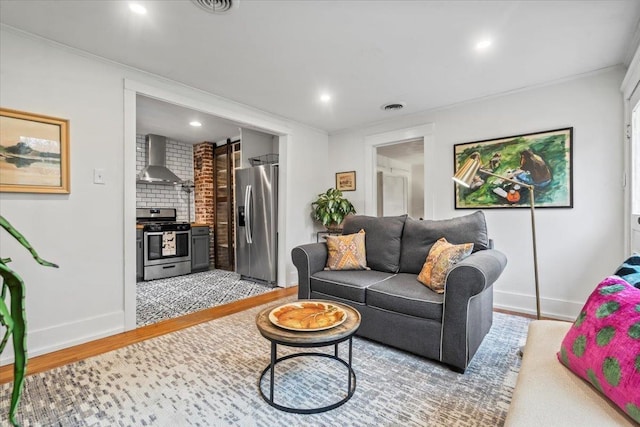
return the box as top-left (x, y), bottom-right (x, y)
top-left (320, 93), bottom-right (331, 103)
top-left (129, 3), bottom-right (147, 15)
top-left (189, 121), bottom-right (202, 127)
top-left (475, 39), bottom-right (492, 50)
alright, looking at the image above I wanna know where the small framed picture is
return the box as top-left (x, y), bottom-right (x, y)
top-left (336, 171), bottom-right (356, 191)
top-left (0, 108), bottom-right (70, 194)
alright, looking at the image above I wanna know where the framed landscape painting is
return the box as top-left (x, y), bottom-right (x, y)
top-left (453, 128), bottom-right (573, 209)
top-left (0, 108), bottom-right (70, 194)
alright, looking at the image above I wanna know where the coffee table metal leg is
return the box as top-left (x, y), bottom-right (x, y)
top-left (259, 351), bottom-right (356, 414)
top-left (348, 337), bottom-right (353, 393)
top-left (270, 342), bottom-right (277, 402)
top-left (335, 343), bottom-right (339, 358)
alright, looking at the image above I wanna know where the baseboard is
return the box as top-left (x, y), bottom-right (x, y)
top-left (0, 311), bottom-right (124, 366)
top-left (493, 290), bottom-right (581, 322)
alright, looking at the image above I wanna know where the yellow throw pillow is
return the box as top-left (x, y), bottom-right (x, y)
top-left (325, 229), bottom-right (369, 271)
top-left (417, 237), bottom-right (473, 293)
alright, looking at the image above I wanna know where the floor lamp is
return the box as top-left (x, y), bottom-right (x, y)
top-left (452, 152), bottom-right (541, 320)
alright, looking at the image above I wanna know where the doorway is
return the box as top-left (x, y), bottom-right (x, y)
top-left (629, 97), bottom-right (640, 253)
top-left (133, 97), bottom-right (282, 327)
top-left (376, 139), bottom-right (424, 218)
top-left (123, 79), bottom-right (291, 331)
top-left (363, 123), bottom-right (435, 218)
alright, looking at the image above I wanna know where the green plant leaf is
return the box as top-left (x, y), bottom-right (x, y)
top-left (311, 187), bottom-right (356, 228)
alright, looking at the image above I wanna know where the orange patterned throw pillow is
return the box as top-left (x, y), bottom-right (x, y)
top-left (325, 229), bottom-right (369, 271)
top-left (417, 237), bottom-right (473, 293)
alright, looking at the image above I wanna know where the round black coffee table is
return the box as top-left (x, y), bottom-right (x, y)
top-left (255, 299), bottom-right (361, 414)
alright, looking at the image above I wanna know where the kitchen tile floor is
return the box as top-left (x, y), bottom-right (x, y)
top-left (136, 269), bottom-right (276, 327)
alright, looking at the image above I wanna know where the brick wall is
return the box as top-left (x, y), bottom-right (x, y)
top-left (136, 134), bottom-right (195, 222)
top-left (193, 142), bottom-right (215, 264)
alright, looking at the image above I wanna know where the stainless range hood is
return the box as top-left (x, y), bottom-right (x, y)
top-left (137, 134), bottom-right (183, 185)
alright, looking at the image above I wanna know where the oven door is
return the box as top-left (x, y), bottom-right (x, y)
top-left (144, 230), bottom-right (191, 266)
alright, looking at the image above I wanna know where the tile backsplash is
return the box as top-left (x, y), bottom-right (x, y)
top-left (136, 134), bottom-right (195, 222)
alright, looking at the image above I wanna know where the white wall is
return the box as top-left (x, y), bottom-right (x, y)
top-left (240, 128), bottom-right (278, 168)
top-left (0, 28), bottom-right (329, 363)
top-left (329, 67), bottom-right (626, 320)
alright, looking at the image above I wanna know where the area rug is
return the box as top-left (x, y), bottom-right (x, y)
top-left (136, 269), bottom-right (276, 326)
top-left (1, 300), bottom-right (530, 426)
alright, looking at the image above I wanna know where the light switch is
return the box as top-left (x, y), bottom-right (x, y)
top-left (94, 168), bottom-right (106, 184)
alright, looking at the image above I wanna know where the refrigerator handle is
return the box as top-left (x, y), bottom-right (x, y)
top-left (245, 184), bottom-right (253, 244)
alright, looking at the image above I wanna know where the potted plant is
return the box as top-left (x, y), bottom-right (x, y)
top-left (0, 216), bottom-right (58, 426)
top-left (311, 188), bottom-right (356, 231)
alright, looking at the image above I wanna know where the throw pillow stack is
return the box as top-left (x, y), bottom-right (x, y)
top-left (614, 253), bottom-right (640, 289)
top-left (557, 254), bottom-right (640, 423)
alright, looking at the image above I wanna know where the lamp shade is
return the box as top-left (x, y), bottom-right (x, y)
top-left (452, 152), bottom-right (482, 187)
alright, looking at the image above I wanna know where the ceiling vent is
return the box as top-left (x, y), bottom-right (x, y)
top-left (191, 0), bottom-right (237, 14)
top-left (381, 102), bottom-right (406, 111)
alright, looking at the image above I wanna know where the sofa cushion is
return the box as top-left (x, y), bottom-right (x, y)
top-left (557, 276), bottom-right (640, 423)
top-left (366, 273), bottom-right (444, 321)
top-left (417, 238), bottom-right (474, 293)
top-left (325, 229), bottom-right (369, 271)
top-left (614, 253), bottom-right (640, 289)
top-left (399, 211), bottom-right (489, 274)
top-left (311, 270), bottom-right (395, 303)
top-left (342, 214), bottom-right (407, 273)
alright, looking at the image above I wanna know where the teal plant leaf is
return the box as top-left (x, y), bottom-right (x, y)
top-left (0, 215), bottom-right (58, 427)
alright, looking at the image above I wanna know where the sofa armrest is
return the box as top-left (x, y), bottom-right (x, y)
top-left (446, 249), bottom-right (507, 297)
top-left (441, 249), bottom-right (507, 370)
top-left (291, 243), bottom-right (328, 299)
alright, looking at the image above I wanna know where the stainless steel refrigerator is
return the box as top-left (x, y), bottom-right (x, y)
top-left (235, 164), bottom-right (278, 284)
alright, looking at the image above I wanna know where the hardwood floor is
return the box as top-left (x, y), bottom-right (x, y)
top-left (494, 307), bottom-right (562, 321)
top-left (0, 286), bottom-right (297, 384)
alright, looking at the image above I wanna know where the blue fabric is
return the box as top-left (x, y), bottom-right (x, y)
top-left (515, 171), bottom-right (551, 188)
top-left (614, 253), bottom-right (640, 289)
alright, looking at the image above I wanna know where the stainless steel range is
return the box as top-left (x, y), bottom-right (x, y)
top-left (137, 208), bottom-right (191, 281)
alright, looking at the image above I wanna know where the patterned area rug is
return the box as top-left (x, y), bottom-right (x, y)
top-left (1, 299), bottom-right (530, 426)
top-left (137, 269), bottom-right (276, 326)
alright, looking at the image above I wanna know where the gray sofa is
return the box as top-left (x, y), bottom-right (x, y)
top-left (292, 211), bottom-right (507, 372)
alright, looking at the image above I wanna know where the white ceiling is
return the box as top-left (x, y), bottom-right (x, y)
top-left (1, 1), bottom-right (639, 133)
top-left (137, 95), bottom-right (242, 144)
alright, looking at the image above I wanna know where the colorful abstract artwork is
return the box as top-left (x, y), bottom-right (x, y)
top-left (454, 128), bottom-right (573, 209)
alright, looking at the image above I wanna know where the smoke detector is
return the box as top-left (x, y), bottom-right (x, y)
top-left (191, 0), bottom-right (238, 14)
top-left (381, 102), bottom-right (406, 111)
